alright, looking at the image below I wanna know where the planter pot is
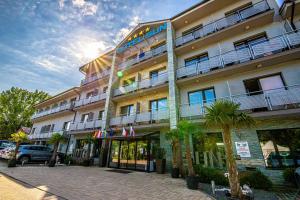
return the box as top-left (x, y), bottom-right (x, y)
top-left (7, 159), bottom-right (16, 168)
top-left (156, 159), bottom-right (166, 174)
top-left (186, 176), bottom-right (198, 190)
top-left (48, 160), bottom-right (56, 167)
top-left (171, 167), bottom-right (180, 178)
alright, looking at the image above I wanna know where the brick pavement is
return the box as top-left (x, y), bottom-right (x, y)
top-left (0, 164), bottom-right (213, 200)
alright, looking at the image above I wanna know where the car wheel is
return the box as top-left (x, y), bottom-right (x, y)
top-left (20, 156), bottom-right (30, 164)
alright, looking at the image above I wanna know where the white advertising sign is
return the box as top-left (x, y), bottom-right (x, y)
top-left (235, 141), bottom-right (251, 158)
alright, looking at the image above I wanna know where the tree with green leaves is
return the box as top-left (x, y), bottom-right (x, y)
top-left (0, 87), bottom-right (50, 138)
top-left (8, 131), bottom-right (29, 167)
top-left (205, 100), bottom-right (255, 198)
top-left (48, 132), bottom-right (67, 167)
top-left (84, 134), bottom-right (95, 160)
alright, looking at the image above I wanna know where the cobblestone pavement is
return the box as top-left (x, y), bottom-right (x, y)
top-left (0, 162), bottom-right (213, 200)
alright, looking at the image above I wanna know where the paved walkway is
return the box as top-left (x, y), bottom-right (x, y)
top-left (0, 163), bottom-right (212, 200)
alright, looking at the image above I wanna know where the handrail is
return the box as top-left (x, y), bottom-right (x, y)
top-left (175, 0), bottom-right (270, 47)
top-left (32, 103), bottom-right (73, 119)
top-left (81, 69), bottom-right (111, 85)
top-left (70, 119), bottom-right (104, 131)
top-left (118, 44), bottom-right (167, 70)
top-left (176, 29), bottom-right (300, 79)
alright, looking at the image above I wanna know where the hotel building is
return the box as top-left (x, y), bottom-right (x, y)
top-left (29, 0), bottom-right (300, 182)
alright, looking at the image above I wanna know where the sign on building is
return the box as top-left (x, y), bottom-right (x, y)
top-left (235, 141), bottom-right (251, 158)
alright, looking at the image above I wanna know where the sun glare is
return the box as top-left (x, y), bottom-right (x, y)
top-left (82, 42), bottom-right (100, 59)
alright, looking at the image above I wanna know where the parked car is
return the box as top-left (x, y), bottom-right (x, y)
top-left (0, 140), bottom-right (15, 150)
top-left (0, 145), bottom-right (15, 159)
top-left (16, 145), bottom-right (52, 163)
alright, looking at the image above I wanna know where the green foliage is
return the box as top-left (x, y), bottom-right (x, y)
top-left (48, 133), bottom-right (66, 145)
top-left (10, 131), bottom-right (28, 143)
top-left (205, 99), bottom-right (255, 130)
top-left (84, 134), bottom-right (95, 144)
top-left (194, 165), bottom-right (229, 186)
top-left (239, 170), bottom-right (273, 190)
top-left (283, 168), bottom-right (297, 186)
top-left (0, 87), bottom-right (50, 138)
top-left (155, 147), bottom-right (166, 159)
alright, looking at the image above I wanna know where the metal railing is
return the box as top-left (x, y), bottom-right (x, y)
top-left (81, 69), bottom-right (110, 85)
top-left (180, 85), bottom-right (300, 118)
top-left (69, 119), bottom-right (104, 132)
top-left (32, 103), bottom-right (73, 119)
top-left (177, 29), bottom-right (300, 79)
top-left (74, 93), bottom-right (107, 107)
top-left (175, 0), bottom-right (270, 47)
top-left (118, 44), bottom-right (167, 70)
top-left (113, 72), bottom-right (168, 97)
top-left (28, 130), bottom-right (64, 140)
top-left (110, 109), bottom-right (169, 126)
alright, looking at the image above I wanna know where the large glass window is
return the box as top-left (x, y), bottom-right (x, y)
top-left (120, 105), bottom-right (134, 116)
top-left (235, 34), bottom-right (267, 50)
top-left (150, 98), bottom-right (168, 111)
top-left (188, 88), bottom-right (215, 105)
top-left (185, 53), bottom-right (208, 66)
top-left (258, 129), bottom-right (300, 169)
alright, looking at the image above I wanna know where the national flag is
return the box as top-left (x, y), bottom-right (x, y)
top-left (96, 130), bottom-right (102, 139)
top-left (102, 130), bottom-right (107, 138)
top-left (93, 131), bottom-right (98, 138)
top-left (109, 128), bottom-right (114, 137)
top-left (130, 126), bottom-right (135, 137)
top-left (122, 127), bottom-right (128, 137)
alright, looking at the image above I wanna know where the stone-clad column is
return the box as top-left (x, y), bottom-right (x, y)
top-left (166, 21), bottom-right (180, 130)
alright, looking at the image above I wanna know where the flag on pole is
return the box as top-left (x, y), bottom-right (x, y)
top-left (102, 130), bottom-right (107, 138)
top-left (96, 130), bottom-right (102, 139)
top-left (122, 127), bottom-right (128, 137)
top-left (130, 126), bottom-right (135, 137)
top-left (93, 131), bottom-right (98, 138)
top-left (109, 128), bottom-right (114, 137)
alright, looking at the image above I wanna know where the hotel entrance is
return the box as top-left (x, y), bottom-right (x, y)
top-left (108, 133), bottom-right (160, 172)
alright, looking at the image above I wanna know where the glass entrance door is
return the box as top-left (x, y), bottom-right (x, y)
top-left (119, 141), bottom-right (128, 169)
top-left (136, 140), bottom-right (148, 171)
top-left (127, 141), bottom-right (136, 170)
top-left (109, 140), bottom-right (120, 168)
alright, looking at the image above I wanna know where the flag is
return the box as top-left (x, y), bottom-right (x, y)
top-left (122, 127), bottom-right (128, 137)
top-left (93, 131), bottom-right (98, 138)
top-left (130, 126), bottom-right (135, 137)
top-left (102, 130), bottom-right (107, 138)
top-left (109, 128), bottom-right (114, 137)
top-left (96, 130), bottom-right (102, 139)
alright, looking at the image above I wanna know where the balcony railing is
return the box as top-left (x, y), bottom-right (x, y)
top-left (180, 85), bottom-right (300, 118)
top-left (28, 130), bottom-right (64, 140)
top-left (81, 69), bottom-right (110, 85)
top-left (32, 103), bottom-right (73, 119)
top-left (74, 93), bottom-right (106, 108)
top-left (113, 72), bottom-right (168, 97)
top-left (110, 109), bottom-right (169, 126)
top-left (69, 119), bottom-right (104, 132)
top-left (118, 44), bottom-right (167, 70)
top-left (175, 0), bottom-right (270, 47)
top-left (177, 29), bottom-right (300, 79)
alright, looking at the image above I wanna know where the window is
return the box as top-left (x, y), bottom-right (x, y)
top-left (258, 129), bottom-right (300, 168)
top-left (70, 98), bottom-right (76, 106)
top-left (52, 103), bottom-right (58, 109)
top-left (86, 91), bottom-right (94, 98)
top-left (150, 67), bottom-right (166, 80)
top-left (123, 77), bottom-right (136, 86)
top-left (188, 88), bottom-right (215, 105)
top-left (103, 86), bottom-right (108, 93)
top-left (63, 121), bottom-right (71, 131)
top-left (185, 53), bottom-right (208, 66)
top-left (120, 105), bottom-right (134, 116)
top-left (98, 110), bottom-right (104, 120)
top-left (60, 100), bottom-right (67, 106)
top-left (50, 124), bottom-right (55, 132)
top-left (31, 128), bottom-right (36, 134)
top-left (182, 24), bottom-right (203, 37)
top-left (40, 124), bottom-right (52, 133)
top-left (150, 41), bottom-right (166, 50)
top-left (81, 112), bottom-right (94, 122)
top-left (243, 74), bottom-right (285, 95)
top-left (234, 34), bottom-right (267, 50)
top-left (150, 98), bottom-right (168, 112)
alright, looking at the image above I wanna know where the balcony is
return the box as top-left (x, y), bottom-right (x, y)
top-left (74, 93), bottom-right (106, 108)
top-left (113, 72), bottom-right (168, 97)
top-left (28, 130), bottom-right (64, 140)
top-left (118, 44), bottom-right (167, 72)
top-left (177, 30), bottom-right (300, 81)
top-left (69, 119), bottom-right (104, 133)
top-left (81, 69), bottom-right (110, 86)
top-left (175, 0), bottom-right (270, 48)
top-left (32, 103), bottom-right (73, 120)
top-left (180, 85), bottom-right (300, 119)
top-left (110, 109), bottom-right (169, 127)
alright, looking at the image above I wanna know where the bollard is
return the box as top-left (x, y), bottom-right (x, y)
top-left (22, 160), bottom-right (25, 166)
top-left (211, 180), bottom-right (215, 195)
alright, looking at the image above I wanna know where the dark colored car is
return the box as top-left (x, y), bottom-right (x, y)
top-left (16, 145), bottom-right (52, 163)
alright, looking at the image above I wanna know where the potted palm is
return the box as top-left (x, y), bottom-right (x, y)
top-left (205, 100), bottom-right (255, 198)
top-left (155, 147), bottom-right (166, 174)
top-left (165, 129), bottom-right (182, 178)
top-left (82, 134), bottom-right (94, 166)
top-left (48, 132), bottom-right (67, 167)
top-left (177, 120), bottom-right (200, 189)
top-left (8, 131), bottom-right (28, 167)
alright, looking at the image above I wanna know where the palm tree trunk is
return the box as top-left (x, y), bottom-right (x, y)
top-left (172, 140), bottom-right (178, 168)
top-left (222, 125), bottom-right (241, 198)
top-left (51, 142), bottom-right (59, 162)
top-left (177, 140), bottom-right (185, 177)
top-left (13, 142), bottom-right (20, 160)
top-left (86, 142), bottom-right (91, 160)
top-left (184, 134), bottom-right (195, 177)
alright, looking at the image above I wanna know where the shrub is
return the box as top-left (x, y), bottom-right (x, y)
top-left (194, 165), bottom-right (229, 186)
top-left (283, 168), bottom-right (297, 186)
top-left (240, 170), bottom-right (273, 190)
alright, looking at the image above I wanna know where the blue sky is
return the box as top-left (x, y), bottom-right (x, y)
top-left (0, 0), bottom-right (201, 95)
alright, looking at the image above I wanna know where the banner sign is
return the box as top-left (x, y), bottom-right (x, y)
top-left (235, 141), bottom-right (251, 158)
top-left (117, 22), bottom-right (167, 53)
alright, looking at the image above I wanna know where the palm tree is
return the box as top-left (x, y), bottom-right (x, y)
top-left (84, 134), bottom-right (95, 160)
top-left (9, 131), bottom-right (28, 167)
top-left (205, 100), bottom-right (255, 198)
top-left (48, 132), bottom-right (66, 167)
top-left (165, 129), bottom-right (182, 177)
